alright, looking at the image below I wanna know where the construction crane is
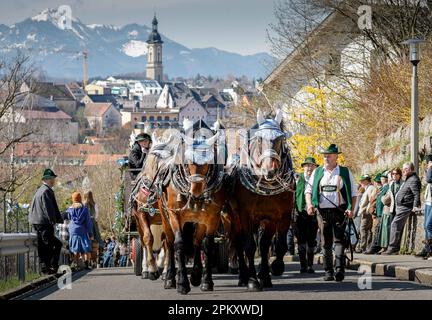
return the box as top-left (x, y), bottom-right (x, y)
top-left (24, 47), bottom-right (89, 88)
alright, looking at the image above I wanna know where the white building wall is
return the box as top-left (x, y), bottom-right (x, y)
top-left (179, 100), bottom-right (207, 123)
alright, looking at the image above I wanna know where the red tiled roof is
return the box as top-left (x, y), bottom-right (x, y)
top-left (20, 109), bottom-right (72, 120)
top-left (84, 154), bottom-right (126, 166)
top-left (84, 103), bottom-right (113, 117)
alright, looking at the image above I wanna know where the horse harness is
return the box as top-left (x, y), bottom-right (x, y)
top-left (159, 163), bottom-right (225, 214)
top-left (236, 138), bottom-right (295, 196)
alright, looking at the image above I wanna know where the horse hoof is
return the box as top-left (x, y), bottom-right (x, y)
top-left (270, 260), bottom-right (285, 276)
top-left (200, 281), bottom-right (214, 291)
top-left (259, 278), bottom-right (273, 288)
top-left (141, 271), bottom-right (149, 279)
top-left (190, 275), bottom-right (202, 287)
top-left (149, 271), bottom-right (160, 281)
top-left (164, 279), bottom-right (176, 289)
top-left (161, 272), bottom-right (167, 281)
top-left (229, 267), bottom-right (239, 275)
top-left (177, 284), bottom-right (191, 295)
top-left (247, 279), bottom-right (262, 292)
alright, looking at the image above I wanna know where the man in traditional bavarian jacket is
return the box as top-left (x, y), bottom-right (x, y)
top-left (29, 169), bottom-right (63, 275)
top-left (294, 157), bottom-right (319, 273)
top-left (305, 144), bottom-right (357, 282)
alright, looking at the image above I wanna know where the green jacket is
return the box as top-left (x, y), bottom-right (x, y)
top-left (311, 165), bottom-right (353, 210)
top-left (295, 173), bottom-right (307, 213)
top-left (376, 184), bottom-right (389, 217)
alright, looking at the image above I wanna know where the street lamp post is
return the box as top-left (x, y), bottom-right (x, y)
top-left (402, 38), bottom-right (424, 173)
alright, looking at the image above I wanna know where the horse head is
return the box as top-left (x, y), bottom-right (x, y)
top-left (249, 109), bottom-right (292, 181)
top-left (142, 132), bottom-right (177, 180)
top-left (181, 121), bottom-right (220, 198)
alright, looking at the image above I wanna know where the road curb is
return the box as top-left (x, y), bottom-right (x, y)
top-left (0, 274), bottom-right (57, 300)
top-left (0, 269), bottom-right (89, 300)
top-left (288, 254), bottom-right (432, 287)
top-left (347, 259), bottom-right (432, 287)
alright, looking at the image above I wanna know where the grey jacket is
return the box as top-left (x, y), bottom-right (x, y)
top-left (29, 184), bottom-right (63, 225)
top-left (395, 173), bottom-right (421, 210)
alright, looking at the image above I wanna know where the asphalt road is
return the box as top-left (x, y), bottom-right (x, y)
top-left (25, 261), bottom-right (432, 300)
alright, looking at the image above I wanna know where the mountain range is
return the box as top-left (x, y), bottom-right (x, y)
top-left (0, 8), bottom-right (273, 80)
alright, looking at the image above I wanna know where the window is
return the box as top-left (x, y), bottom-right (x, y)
top-left (157, 116), bottom-right (162, 121)
top-left (164, 116), bottom-right (169, 121)
top-left (150, 116), bottom-right (154, 121)
top-left (149, 47), bottom-right (153, 61)
top-left (142, 116), bottom-right (147, 122)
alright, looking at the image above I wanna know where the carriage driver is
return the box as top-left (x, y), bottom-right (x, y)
top-left (305, 144), bottom-right (357, 282)
top-left (128, 133), bottom-right (152, 180)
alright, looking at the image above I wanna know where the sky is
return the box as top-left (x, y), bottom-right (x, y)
top-left (0, 0), bottom-right (277, 55)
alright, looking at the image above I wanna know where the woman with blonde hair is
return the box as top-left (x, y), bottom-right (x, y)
top-left (67, 192), bottom-right (93, 269)
top-left (83, 191), bottom-right (103, 266)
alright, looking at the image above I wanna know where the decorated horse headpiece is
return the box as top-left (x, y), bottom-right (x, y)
top-left (181, 119), bottom-right (219, 165)
top-left (252, 109), bottom-right (292, 141)
top-left (150, 132), bottom-right (178, 160)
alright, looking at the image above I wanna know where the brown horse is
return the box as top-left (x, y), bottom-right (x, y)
top-left (131, 133), bottom-right (176, 280)
top-left (229, 109), bottom-right (295, 291)
top-left (157, 120), bottom-right (226, 294)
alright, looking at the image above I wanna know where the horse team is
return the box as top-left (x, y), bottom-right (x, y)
top-left (131, 110), bottom-right (295, 294)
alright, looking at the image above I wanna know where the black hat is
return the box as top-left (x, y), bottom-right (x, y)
top-left (135, 133), bottom-right (152, 142)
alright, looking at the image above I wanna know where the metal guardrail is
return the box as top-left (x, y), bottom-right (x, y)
top-left (0, 233), bottom-right (37, 257)
top-left (0, 233), bottom-right (38, 282)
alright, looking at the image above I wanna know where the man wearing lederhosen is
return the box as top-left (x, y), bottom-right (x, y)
top-left (305, 144), bottom-right (357, 282)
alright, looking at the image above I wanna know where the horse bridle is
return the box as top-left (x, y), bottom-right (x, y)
top-left (247, 135), bottom-right (286, 179)
top-left (182, 163), bottom-right (211, 184)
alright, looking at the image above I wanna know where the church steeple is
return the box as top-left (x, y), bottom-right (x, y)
top-left (147, 13), bottom-right (163, 44)
top-left (146, 14), bottom-right (164, 83)
top-left (152, 14), bottom-right (158, 31)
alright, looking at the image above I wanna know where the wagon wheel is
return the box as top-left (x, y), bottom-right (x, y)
top-left (133, 238), bottom-right (143, 276)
